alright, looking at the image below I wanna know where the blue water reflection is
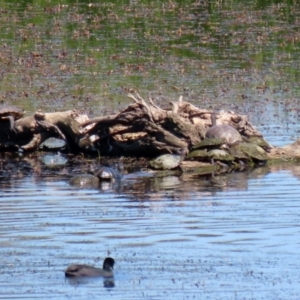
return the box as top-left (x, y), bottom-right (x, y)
top-left (0, 164), bottom-right (300, 299)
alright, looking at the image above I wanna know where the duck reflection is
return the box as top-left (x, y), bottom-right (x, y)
top-left (65, 276), bottom-right (115, 288)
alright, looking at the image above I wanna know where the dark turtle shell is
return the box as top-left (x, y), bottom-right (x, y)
top-left (188, 149), bottom-right (234, 165)
top-left (206, 124), bottom-right (242, 145)
top-left (239, 143), bottom-right (267, 161)
top-left (93, 166), bottom-right (122, 181)
top-left (188, 149), bottom-right (209, 159)
top-left (205, 113), bottom-right (242, 145)
top-left (230, 142), bottom-right (267, 162)
top-left (192, 137), bottom-right (227, 150)
top-left (228, 144), bottom-right (249, 161)
top-left (243, 136), bottom-right (273, 152)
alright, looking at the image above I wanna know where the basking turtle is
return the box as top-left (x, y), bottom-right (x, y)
top-left (0, 104), bottom-right (24, 131)
top-left (188, 148), bottom-right (234, 168)
top-left (188, 149), bottom-right (209, 159)
top-left (149, 148), bottom-right (186, 170)
top-left (205, 112), bottom-right (243, 145)
top-left (243, 136), bottom-right (273, 152)
top-left (192, 137), bottom-right (228, 151)
top-left (69, 164), bottom-right (122, 188)
top-left (69, 174), bottom-right (99, 189)
top-left (229, 142), bottom-right (268, 164)
top-left (208, 149), bottom-right (235, 166)
top-left (228, 144), bottom-right (249, 162)
top-left (93, 166), bottom-right (122, 181)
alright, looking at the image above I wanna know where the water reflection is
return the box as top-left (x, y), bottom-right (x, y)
top-left (65, 276), bottom-right (115, 289)
top-left (40, 153), bottom-right (68, 167)
top-left (1, 160), bottom-right (300, 299)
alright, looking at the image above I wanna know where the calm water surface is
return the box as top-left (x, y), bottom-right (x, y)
top-left (1, 0), bottom-right (300, 299)
top-left (0, 158), bottom-right (300, 299)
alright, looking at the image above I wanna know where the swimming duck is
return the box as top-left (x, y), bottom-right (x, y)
top-left (65, 257), bottom-right (115, 277)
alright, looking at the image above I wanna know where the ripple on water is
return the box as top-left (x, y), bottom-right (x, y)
top-left (0, 165), bottom-right (300, 299)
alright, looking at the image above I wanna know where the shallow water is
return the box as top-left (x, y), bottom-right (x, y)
top-left (0, 161), bottom-right (300, 299)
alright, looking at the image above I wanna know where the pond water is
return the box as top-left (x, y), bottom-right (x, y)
top-left (1, 159), bottom-right (300, 299)
top-left (1, 0), bottom-right (300, 299)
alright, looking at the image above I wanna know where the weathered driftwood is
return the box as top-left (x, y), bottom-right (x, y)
top-left (0, 94), bottom-right (299, 161)
top-left (0, 110), bottom-right (82, 152)
top-left (78, 93), bottom-right (264, 156)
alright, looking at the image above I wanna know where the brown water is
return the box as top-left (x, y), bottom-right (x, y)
top-left (1, 0), bottom-right (300, 299)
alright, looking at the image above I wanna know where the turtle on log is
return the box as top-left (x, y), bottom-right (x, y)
top-left (188, 148), bottom-right (235, 168)
top-left (149, 148), bottom-right (186, 170)
top-left (229, 142), bottom-right (268, 165)
top-left (243, 136), bottom-right (273, 153)
top-left (205, 112), bottom-right (243, 145)
top-left (192, 137), bottom-right (229, 151)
